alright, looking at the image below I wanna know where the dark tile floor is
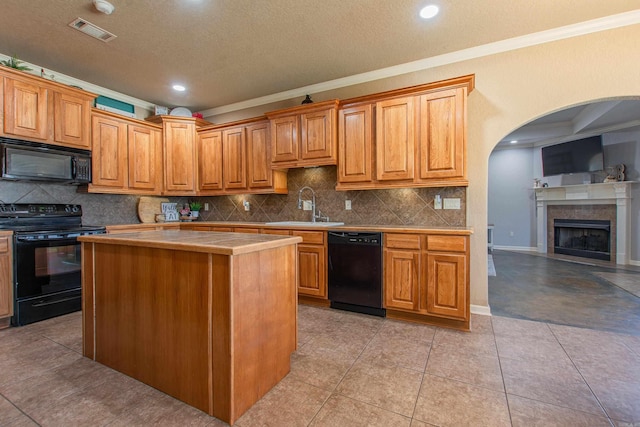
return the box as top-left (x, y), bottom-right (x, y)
top-left (1, 304), bottom-right (640, 426)
top-left (489, 250), bottom-right (640, 336)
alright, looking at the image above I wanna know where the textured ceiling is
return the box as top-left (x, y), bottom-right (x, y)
top-left (0, 0), bottom-right (638, 112)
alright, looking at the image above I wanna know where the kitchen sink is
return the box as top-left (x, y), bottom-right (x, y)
top-left (264, 221), bottom-right (344, 227)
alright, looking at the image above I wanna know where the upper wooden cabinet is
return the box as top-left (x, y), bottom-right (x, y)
top-left (338, 104), bottom-right (373, 184)
top-left (376, 96), bottom-right (415, 182)
top-left (0, 68), bottom-right (95, 149)
top-left (197, 129), bottom-right (223, 192)
top-left (89, 109), bottom-right (162, 194)
top-left (145, 115), bottom-right (212, 196)
top-left (197, 117), bottom-right (287, 196)
top-left (336, 75), bottom-right (473, 190)
top-left (266, 100), bottom-right (339, 169)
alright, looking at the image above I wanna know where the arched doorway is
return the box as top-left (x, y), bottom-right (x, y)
top-left (486, 99), bottom-right (640, 335)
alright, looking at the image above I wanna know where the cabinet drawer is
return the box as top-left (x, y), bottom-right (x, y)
top-left (426, 235), bottom-right (467, 252)
top-left (261, 229), bottom-right (291, 236)
top-left (291, 230), bottom-right (325, 245)
top-left (234, 227), bottom-right (260, 234)
top-left (385, 233), bottom-right (421, 250)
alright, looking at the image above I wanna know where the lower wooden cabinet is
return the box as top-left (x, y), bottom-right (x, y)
top-left (384, 249), bottom-right (419, 311)
top-left (384, 232), bottom-right (469, 329)
top-left (0, 232), bottom-right (14, 328)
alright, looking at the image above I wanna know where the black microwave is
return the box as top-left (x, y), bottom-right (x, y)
top-left (0, 138), bottom-right (92, 184)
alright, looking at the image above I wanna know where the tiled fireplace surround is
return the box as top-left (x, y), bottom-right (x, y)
top-left (0, 167), bottom-right (466, 228)
top-left (535, 182), bottom-right (634, 265)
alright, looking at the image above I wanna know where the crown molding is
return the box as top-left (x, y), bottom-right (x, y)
top-left (202, 10), bottom-right (640, 117)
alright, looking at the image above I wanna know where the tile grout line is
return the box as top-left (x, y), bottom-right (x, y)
top-left (546, 323), bottom-right (616, 426)
top-left (490, 316), bottom-right (514, 427)
top-left (408, 325), bottom-right (436, 424)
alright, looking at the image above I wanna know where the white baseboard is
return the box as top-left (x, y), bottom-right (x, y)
top-left (493, 245), bottom-right (537, 252)
top-left (471, 304), bottom-right (491, 316)
top-left (630, 259), bottom-right (640, 267)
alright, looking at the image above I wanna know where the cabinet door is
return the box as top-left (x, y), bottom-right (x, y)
top-left (297, 244), bottom-right (327, 298)
top-left (164, 120), bottom-right (196, 194)
top-left (91, 114), bottom-right (128, 188)
top-left (425, 252), bottom-right (467, 320)
top-left (223, 126), bottom-right (247, 190)
top-left (128, 124), bottom-right (161, 192)
top-left (418, 88), bottom-right (465, 180)
top-left (198, 130), bottom-right (223, 191)
top-left (338, 104), bottom-right (373, 183)
top-left (376, 96), bottom-right (415, 181)
top-left (384, 249), bottom-right (419, 311)
top-left (300, 107), bottom-right (335, 161)
top-left (0, 236), bottom-right (12, 318)
top-left (270, 115), bottom-right (298, 163)
top-left (247, 121), bottom-right (272, 188)
top-left (53, 91), bottom-right (91, 149)
top-left (3, 77), bottom-right (48, 140)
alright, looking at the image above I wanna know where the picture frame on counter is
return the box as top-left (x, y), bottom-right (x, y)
top-left (154, 105), bottom-right (169, 115)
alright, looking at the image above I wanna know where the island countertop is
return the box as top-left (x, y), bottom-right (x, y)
top-left (78, 229), bottom-right (303, 255)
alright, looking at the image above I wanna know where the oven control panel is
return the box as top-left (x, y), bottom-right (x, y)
top-left (0, 204), bottom-right (82, 217)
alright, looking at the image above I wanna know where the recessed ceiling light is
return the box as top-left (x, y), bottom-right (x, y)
top-left (172, 84), bottom-right (186, 92)
top-left (510, 140), bottom-right (518, 144)
top-left (419, 5), bottom-right (439, 19)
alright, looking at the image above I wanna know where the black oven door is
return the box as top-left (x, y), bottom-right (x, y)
top-left (14, 236), bottom-right (82, 299)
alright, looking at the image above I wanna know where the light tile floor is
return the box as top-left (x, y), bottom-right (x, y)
top-left (1, 306), bottom-right (639, 426)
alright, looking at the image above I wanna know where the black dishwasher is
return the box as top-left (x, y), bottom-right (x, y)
top-left (328, 231), bottom-right (385, 317)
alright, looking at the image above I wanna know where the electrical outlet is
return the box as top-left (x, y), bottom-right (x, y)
top-left (204, 202), bottom-right (209, 211)
top-left (303, 200), bottom-right (312, 211)
top-left (243, 200), bottom-right (250, 211)
top-left (434, 195), bottom-right (442, 210)
top-left (345, 200), bottom-right (352, 210)
top-left (443, 198), bottom-right (461, 209)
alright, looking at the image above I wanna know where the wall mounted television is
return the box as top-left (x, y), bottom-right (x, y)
top-left (541, 135), bottom-right (604, 177)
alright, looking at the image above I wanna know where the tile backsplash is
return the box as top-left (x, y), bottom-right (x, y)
top-left (0, 167), bottom-right (466, 227)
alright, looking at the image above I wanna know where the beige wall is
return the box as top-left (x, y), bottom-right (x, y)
top-left (210, 24), bottom-right (640, 311)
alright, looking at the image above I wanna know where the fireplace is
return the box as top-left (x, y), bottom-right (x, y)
top-left (553, 219), bottom-right (611, 261)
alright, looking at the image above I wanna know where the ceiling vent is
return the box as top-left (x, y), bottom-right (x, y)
top-left (68, 18), bottom-right (116, 42)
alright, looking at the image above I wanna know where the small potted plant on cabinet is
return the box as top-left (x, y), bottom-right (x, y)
top-left (189, 201), bottom-right (202, 219)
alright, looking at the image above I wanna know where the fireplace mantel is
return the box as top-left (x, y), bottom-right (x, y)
top-left (535, 181), bottom-right (636, 264)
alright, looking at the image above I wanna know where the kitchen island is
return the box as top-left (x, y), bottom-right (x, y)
top-left (79, 230), bottom-right (302, 425)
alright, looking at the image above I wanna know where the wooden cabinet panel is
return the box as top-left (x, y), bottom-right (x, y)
top-left (164, 120), bottom-right (196, 194)
top-left (222, 127), bottom-right (247, 190)
top-left (425, 252), bottom-right (467, 320)
top-left (384, 248), bottom-right (419, 311)
top-left (376, 96), bottom-right (414, 181)
top-left (297, 244), bottom-right (326, 298)
top-left (261, 229), bottom-right (291, 236)
top-left (54, 91), bottom-right (91, 149)
top-left (198, 130), bottom-right (223, 192)
top-left (128, 125), bottom-right (161, 191)
top-left (300, 108), bottom-right (334, 161)
top-left (291, 230), bottom-right (325, 245)
top-left (385, 233), bottom-right (421, 250)
top-left (270, 116), bottom-right (298, 163)
top-left (3, 77), bottom-right (48, 140)
top-left (338, 104), bottom-right (373, 183)
top-left (246, 121), bottom-right (272, 188)
top-left (426, 234), bottom-right (467, 252)
top-left (0, 234), bottom-right (13, 320)
top-left (418, 88), bottom-right (465, 180)
top-left (91, 114), bottom-right (128, 188)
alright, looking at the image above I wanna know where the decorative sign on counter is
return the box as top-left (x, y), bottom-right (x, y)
top-left (161, 203), bottom-right (180, 222)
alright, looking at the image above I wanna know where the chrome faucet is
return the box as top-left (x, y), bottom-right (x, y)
top-left (297, 186), bottom-right (329, 222)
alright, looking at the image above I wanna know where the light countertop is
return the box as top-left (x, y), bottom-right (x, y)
top-left (78, 230), bottom-right (302, 255)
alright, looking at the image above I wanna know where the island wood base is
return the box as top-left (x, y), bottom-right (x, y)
top-left (82, 240), bottom-right (298, 425)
